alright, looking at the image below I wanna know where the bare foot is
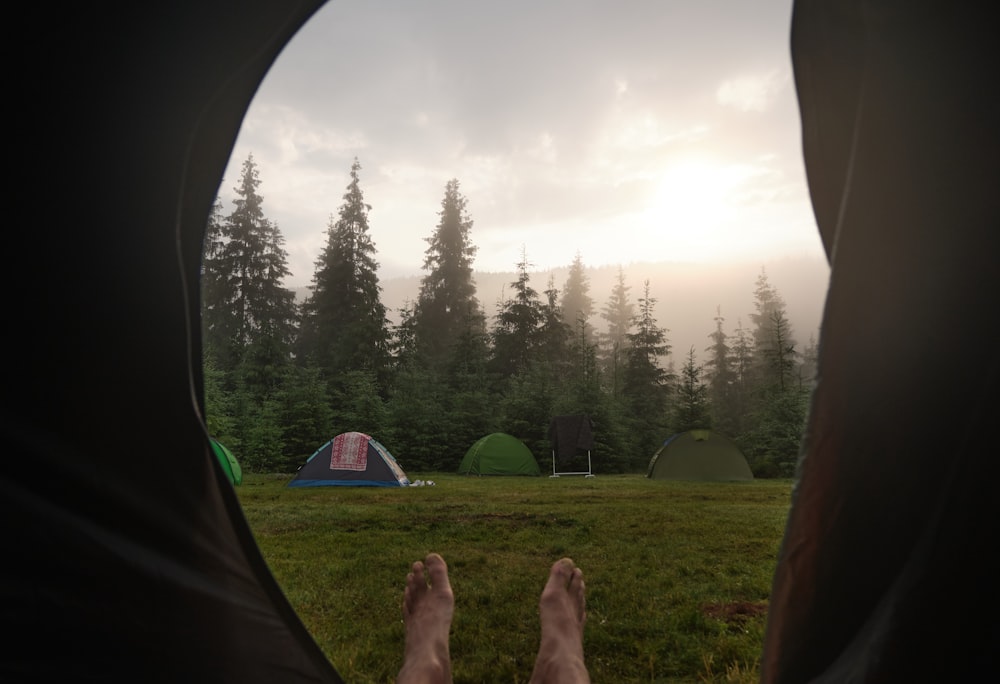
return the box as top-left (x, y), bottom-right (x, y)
top-left (397, 553), bottom-right (454, 684)
top-left (529, 558), bottom-right (590, 684)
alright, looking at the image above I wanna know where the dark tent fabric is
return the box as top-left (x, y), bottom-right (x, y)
top-left (647, 430), bottom-right (753, 482)
top-left (4, 2), bottom-right (344, 682)
top-left (458, 433), bottom-right (541, 476)
top-left (289, 432), bottom-right (410, 487)
top-left (3, 1), bottom-right (997, 682)
top-left (211, 438), bottom-right (243, 486)
top-left (547, 414), bottom-right (594, 464)
top-left (761, 2), bottom-right (1000, 682)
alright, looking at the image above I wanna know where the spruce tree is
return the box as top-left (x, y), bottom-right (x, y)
top-left (279, 365), bottom-right (335, 462)
top-left (491, 247), bottom-right (545, 379)
top-left (553, 318), bottom-right (630, 473)
top-left (413, 178), bottom-right (484, 370)
top-left (704, 306), bottom-right (739, 435)
top-left (622, 280), bottom-right (672, 469)
top-left (298, 158), bottom-right (391, 391)
top-left (729, 318), bottom-right (754, 436)
top-left (441, 302), bottom-right (495, 462)
top-left (202, 197), bottom-right (236, 373)
top-left (560, 251), bottom-right (595, 344)
top-left (799, 333), bottom-right (820, 390)
top-left (762, 308), bottom-right (798, 392)
top-left (673, 347), bottom-right (712, 432)
top-left (741, 270), bottom-right (809, 475)
top-left (599, 265), bottom-right (635, 398)
top-left (538, 274), bottom-right (572, 373)
top-left (749, 267), bottom-right (797, 389)
top-left (202, 152), bottom-right (297, 395)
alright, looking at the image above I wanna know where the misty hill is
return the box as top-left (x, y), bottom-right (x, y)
top-left (295, 255), bottom-right (830, 366)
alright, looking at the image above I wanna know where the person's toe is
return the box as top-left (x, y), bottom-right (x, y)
top-left (424, 553), bottom-right (451, 592)
top-left (549, 558), bottom-right (576, 588)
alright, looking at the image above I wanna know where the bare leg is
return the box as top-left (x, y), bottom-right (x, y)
top-left (529, 558), bottom-right (591, 684)
top-left (397, 553), bottom-right (454, 684)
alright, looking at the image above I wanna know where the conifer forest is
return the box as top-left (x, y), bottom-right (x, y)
top-left (202, 154), bottom-right (819, 477)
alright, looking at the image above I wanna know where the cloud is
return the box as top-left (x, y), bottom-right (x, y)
top-left (715, 71), bottom-right (788, 113)
top-left (219, 1), bottom-right (821, 284)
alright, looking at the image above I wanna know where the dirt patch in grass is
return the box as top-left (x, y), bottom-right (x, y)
top-left (702, 600), bottom-right (769, 631)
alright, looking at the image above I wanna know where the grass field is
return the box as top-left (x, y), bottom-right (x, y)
top-left (237, 473), bottom-right (793, 683)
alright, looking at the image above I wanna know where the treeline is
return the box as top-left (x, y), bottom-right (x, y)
top-left (201, 154), bottom-right (817, 477)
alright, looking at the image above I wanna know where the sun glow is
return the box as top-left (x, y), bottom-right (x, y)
top-left (638, 159), bottom-right (759, 260)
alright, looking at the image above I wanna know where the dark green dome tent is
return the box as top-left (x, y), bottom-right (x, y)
top-left (210, 438), bottom-right (242, 486)
top-left (646, 430), bottom-right (753, 482)
top-left (289, 432), bottom-right (410, 487)
top-left (7, 2), bottom-right (999, 682)
top-left (459, 433), bottom-right (541, 476)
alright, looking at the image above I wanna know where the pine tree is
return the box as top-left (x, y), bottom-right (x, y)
top-left (560, 252), bottom-right (595, 344)
top-left (552, 321), bottom-right (631, 474)
top-left (673, 347), bottom-right (712, 432)
top-left (762, 308), bottom-right (798, 392)
top-left (202, 354), bottom-right (236, 443)
top-left (741, 270), bottom-right (809, 475)
top-left (237, 394), bottom-right (286, 472)
top-left (799, 333), bottom-right (820, 390)
top-left (749, 267), bottom-right (797, 389)
top-left (538, 274), bottom-right (572, 372)
top-left (498, 367), bottom-right (555, 460)
top-left (330, 369), bottom-right (388, 438)
top-left (389, 300), bottom-right (419, 371)
top-left (566, 313), bottom-right (600, 398)
top-left (298, 158), bottom-right (391, 391)
top-left (201, 197), bottom-right (226, 353)
top-left (704, 306), bottom-right (739, 435)
top-left (491, 247), bottom-right (545, 379)
top-left (202, 152), bottom-right (297, 394)
top-left (390, 179), bottom-right (486, 468)
top-left (599, 266), bottom-right (635, 397)
top-left (622, 280), bottom-right (672, 469)
top-left (441, 302), bottom-right (495, 459)
top-left (202, 198), bottom-right (236, 373)
top-left (413, 178), bottom-right (484, 369)
top-left (729, 318), bottom-right (754, 436)
top-left (624, 280), bottom-right (672, 395)
top-left (279, 365), bottom-right (335, 461)
top-left (385, 362), bottom-right (448, 471)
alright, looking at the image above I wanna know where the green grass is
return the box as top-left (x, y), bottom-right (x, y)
top-left (236, 473), bottom-right (792, 683)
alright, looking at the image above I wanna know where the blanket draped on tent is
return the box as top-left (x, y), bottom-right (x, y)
top-left (329, 431), bottom-right (368, 471)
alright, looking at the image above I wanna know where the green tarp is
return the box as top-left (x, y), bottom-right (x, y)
top-left (459, 433), bottom-right (540, 476)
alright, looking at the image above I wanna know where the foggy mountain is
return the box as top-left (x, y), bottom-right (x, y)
top-left (296, 255), bottom-right (830, 367)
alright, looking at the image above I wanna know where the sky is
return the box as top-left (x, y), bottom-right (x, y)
top-left (219, 0), bottom-right (827, 288)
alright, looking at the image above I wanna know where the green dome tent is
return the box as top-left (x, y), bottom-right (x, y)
top-left (459, 433), bottom-right (541, 476)
top-left (210, 438), bottom-right (242, 486)
top-left (647, 430), bottom-right (753, 482)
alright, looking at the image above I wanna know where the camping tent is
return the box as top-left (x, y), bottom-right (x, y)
top-left (646, 430), bottom-right (753, 482)
top-left (210, 438), bottom-right (243, 486)
top-left (289, 432), bottom-right (410, 487)
top-left (458, 433), bottom-right (540, 476)
top-left (6, 1), bottom-right (998, 682)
